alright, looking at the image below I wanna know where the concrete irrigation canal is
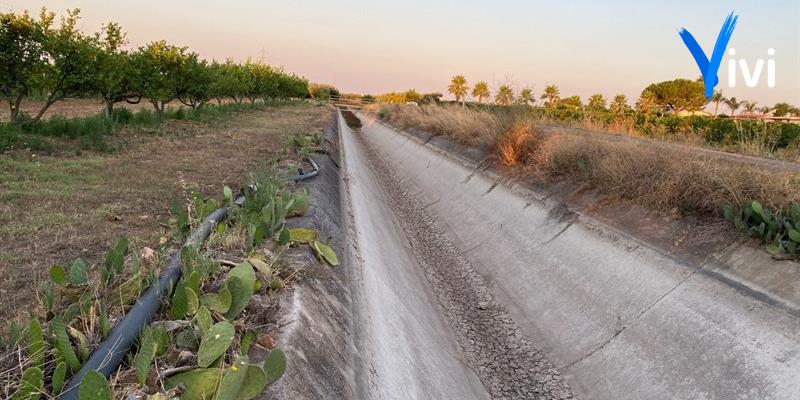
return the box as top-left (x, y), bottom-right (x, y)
top-left (325, 109), bottom-right (800, 400)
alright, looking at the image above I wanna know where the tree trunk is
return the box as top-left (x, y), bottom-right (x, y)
top-left (30, 96), bottom-right (59, 125)
top-left (104, 99), bottom-right (114, 117)
top-left (9, 98), bottom-right (20, 123)
top-left (152, 100), bottom-right (164, 117)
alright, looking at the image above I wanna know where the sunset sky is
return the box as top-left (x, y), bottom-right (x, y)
top-left (4, 0), bottom-right (799, 107)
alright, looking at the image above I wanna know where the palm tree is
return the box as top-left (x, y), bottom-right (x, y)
top-left (743, 101), bottom-right (758, 114)
top-left (587, 94), bottom-right (606, 111)
top-left (610, 94), bottom-right (630, 115)
top-left (448, 75), bottom-right (469, 106)
top-left (758, 106), bottom-right (772, 115)
top-left (517, 87), bottom-right (534, 105)
top-left (635, 91), bottom-right (657, 114)
top-left (724, 97), bottom-right (742, 116)
top-left (471, 81), bottom-right (490, 104)
top-left (495, 85), bottom-right (514, 106)
top-left (541, 84), bottom-right (560, 108)
top-left (711, 91), bottom-right (724, 116)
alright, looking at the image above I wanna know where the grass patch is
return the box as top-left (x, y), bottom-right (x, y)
top-left (0, 100), bottom-right (308, 153)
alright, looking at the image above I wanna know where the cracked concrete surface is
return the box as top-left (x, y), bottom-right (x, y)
top-left (354, 119), bottom-right (574, 399)
top-left (353, 112), bottom-right (800, 400)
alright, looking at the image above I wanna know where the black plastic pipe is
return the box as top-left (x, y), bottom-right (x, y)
top-left (59, 207), bottom-right (229, 399)
top-left (58, 159), bottom-right (320, 399)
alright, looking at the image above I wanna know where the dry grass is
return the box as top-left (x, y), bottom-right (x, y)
top-left (376, 104), bottom-right (800, 217)
top-left (496, 119), bottom-right (537, 167)
top-left (532, 134), bottom-right (800, 214)
top-left (376, 103), bottom-right (502, 147)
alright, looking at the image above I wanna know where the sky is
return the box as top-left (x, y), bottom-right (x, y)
top-left (4, 0), bottom-right (800, 108)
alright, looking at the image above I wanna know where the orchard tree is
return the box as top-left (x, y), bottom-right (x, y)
top-left (640, 78), bottom-right (705, 112)
top-left (131, 40), bottom-right (189, 115)
top-left (541, 84), bottom-right (560, 108)
top-left (448, 75), bottom-right (468, 105)
top-left (587, 94), bottom-right (607, 111)
top-left (0, 9), bottom-right (48, 123)
top-left (495, 85), bottom-right (514, 106)
top-left (308, 82), bottom-right (339, 100)
top-left (471, 81), bottom-right (490, 103)
top-left (94, 22), bottom-right (138, 116)
top-left (30, 8), bottom-right (101, 123)
top-left (176, 53), bottom-right (213, 109)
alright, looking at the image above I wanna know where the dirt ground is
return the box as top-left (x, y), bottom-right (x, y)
top-left (0, 103), bottom-right (332, 324)
top-left (0, 98), bottom-right (217, 122)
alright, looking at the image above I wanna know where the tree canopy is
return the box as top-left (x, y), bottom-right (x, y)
top-left (640, 78), bottom-right (706, 112)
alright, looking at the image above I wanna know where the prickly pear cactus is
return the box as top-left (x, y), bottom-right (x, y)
top-left (165, 368), bottom-right (220, 400)
top-left (197, 321), bottom-right (235, 368)
top-left (13, 366), bottom-right (43, 400)
top-left (51, 362), bottom-right (67, 395)
top-left (311, 240), bottom-right (339, 266)
top-left (263, 348), bottom-right (287, 386)
top-left (239, 364), bottom-right (268, 400)
top-left (170, 281), bottom-right (189, 320)
top-left (196, 306), bottom-right (213, 334)
top-left (223, 263), bottom-right (255, 319)
top-left (215, 357), bottom-right (248, 400)
top-left (50, 318), bottom-right (80, 372)
top-left (202, 285), bottom-right (232, 314)
top-left (288, 228), bottom-right (317, 244)
top-left (78, 370), bottom-right (111, 400)
top-left (27, 318), bottom-right (45, 371)
top-left (216, 357), bottom-right (269, 400)
top-left (134, 327), bottom-right (156, 385)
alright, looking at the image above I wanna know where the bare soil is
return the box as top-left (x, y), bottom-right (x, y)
top-left (0, 103), bottom-right (332, 324)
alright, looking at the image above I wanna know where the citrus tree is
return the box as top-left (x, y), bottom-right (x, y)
top-left (0, 9), bottom-right (48, 123)
top-left (29, 8), bottom-right (101, 123)
top-left (131, 41), bottom-right (190, 115)
top-left (93, 22), bottom-right (139, 116)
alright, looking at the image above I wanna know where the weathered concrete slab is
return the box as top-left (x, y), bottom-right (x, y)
top-left (355, 113), bottom-right (800, 400)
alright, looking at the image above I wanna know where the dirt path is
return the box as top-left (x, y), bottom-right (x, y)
top-left (0, 104), bottom-right (332, 324)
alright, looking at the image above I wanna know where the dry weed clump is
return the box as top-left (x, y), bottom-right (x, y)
top-left (532, 134), bottom-right (800, 215)
top-left (496, 119), bottom-right (538, 166)
top-left (378, 104), bottom-right (501, 147)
